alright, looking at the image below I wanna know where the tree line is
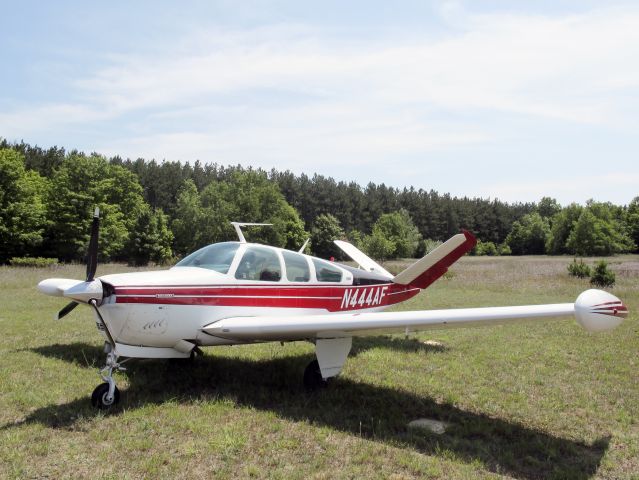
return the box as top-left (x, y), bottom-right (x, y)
top-left (1, 139), bottom-right (637, 265)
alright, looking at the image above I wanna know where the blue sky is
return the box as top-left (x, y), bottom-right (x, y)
top-left (1, 1), bottom-right (638, 205)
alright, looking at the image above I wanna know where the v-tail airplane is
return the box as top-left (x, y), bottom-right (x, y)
top-left (38, 209), bottom-right (627, 409)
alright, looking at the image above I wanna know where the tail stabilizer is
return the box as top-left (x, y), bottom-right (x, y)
top-left (333, 240), bottom-right (393, 278)
top-left (393, 230), bottom-right (476, 289)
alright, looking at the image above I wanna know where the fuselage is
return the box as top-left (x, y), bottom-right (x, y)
top-left (96, 242), bottom-right (420, 348)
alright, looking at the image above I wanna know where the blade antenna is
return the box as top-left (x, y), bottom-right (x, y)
top-left (298, 238), bottom-right (310, 253)
top-left (230, 222), bottom-right (273, 243)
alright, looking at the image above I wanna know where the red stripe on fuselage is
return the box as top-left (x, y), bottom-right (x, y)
top-left (114, 283), bottom-right (420, 312)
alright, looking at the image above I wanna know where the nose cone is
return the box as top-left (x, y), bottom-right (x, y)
top-left (62, 279), bottom-right (104, 304)
top-left (575, 289), bottom-right (627, 332)
top-left (38, 278), bottom-right (84, 297)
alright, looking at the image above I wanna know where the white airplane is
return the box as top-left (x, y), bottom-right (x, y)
top-left (38, 209), bottom-right (627, 409)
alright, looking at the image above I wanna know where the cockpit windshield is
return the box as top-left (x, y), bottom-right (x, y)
top-left (174, 242), bottom-right (240, 273)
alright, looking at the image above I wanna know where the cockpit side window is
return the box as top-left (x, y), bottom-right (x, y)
top-left (312, 258), bottom-right (343, 282)
top-left (235, 246), bottom-right (282, 282)
top-left (282, 250), bottom-right (310, 282)
top-left (174, 242), bottom-right (239, 274)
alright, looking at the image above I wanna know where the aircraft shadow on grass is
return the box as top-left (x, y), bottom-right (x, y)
top-left (8, 341), bottom-right (608, 480)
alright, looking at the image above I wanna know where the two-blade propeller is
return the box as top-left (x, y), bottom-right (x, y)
top-left (57, 207), bottom-right (101, 320)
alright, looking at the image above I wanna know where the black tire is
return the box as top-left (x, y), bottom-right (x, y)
top-left (303, 359), bottom-right (328, 391)
top-left (91, 382), bottom-right (120, 410)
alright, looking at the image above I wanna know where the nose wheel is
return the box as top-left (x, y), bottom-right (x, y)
top-left (91, 382), bottom-right (121, 409)
top-left (92, 350), bottom-right (125, 410)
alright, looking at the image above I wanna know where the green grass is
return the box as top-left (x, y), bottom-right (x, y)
top-left (0, 256), bottom-right (637, 479)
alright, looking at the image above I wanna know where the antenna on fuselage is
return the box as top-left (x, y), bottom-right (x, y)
top-left (231, 222), bottom-right (273, 243)
top-left (298, 238), bottom-right (310, 253)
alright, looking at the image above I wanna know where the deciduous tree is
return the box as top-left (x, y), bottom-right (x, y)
top-left (0, 149), bottom-right (48, 262)
top-left (310, 214), bottom-right (345, 259)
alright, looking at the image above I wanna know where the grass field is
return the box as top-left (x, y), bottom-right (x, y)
top-left (0, 256), bottom-right (637, 479)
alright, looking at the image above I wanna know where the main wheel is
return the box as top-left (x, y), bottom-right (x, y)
top-left (303, 359), bottom-right (328, 391)
top-left (91, 382), bottom-right (120, 410)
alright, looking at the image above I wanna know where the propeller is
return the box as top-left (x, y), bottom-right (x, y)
top-left (57, 207), bottom-right (101, 320)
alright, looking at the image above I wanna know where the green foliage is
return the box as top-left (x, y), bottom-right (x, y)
top-left (537, 197), bottom-right (561, 219)
top-left (310, 214), bottom-right (345, 259)
top-left (171, 179), bottom-right (204, 256)
top-left (506, 212), bottom-right (550, 255)
top-left (590, 260), bottom-right (615, 287)
top-left (171, 172), bottom-right (308, 256)
top-left (419, 238), bottom-right (443, 257)
top-left (471, 240), bottom-right (499, 256)
top-left (2, 141), bottom-right (638, 263)
top-left (482, 241), bottom-right (498, 256)
top-left (0, 149), bottom-right (48, 262)
top-left (362, 231), bottom-right (394, 260)
top-left (498, 243), bottom-right (511, 255)
top-left (45, 153), bottom-right (147, 261)
top-left (567, 258), bottom-right (591, 278)
top-left (365, 209), bottom-right (422, 259)
top-left (566, 202), bottom-right (634, 256)
top-left (625, 196), bottom-right (639, 253)
top-left (346, 229), bottom-right (364, 249)
top-left (546, 203), bottom-right (583, 254)
top-left (124, 207), bottom-right (174, 266)
top-left (9, 257), bottom-right (58, 267)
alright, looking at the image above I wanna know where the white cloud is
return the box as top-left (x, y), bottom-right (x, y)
top-left (3, 3), bottom-right (639, 203)
top-left (0, 103), bottom-right (109, 138)
top-left (71, 5), bottom-right (639, 125)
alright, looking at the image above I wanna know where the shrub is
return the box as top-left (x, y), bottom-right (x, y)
top-left (422, 239), bottom-right (443, 255)
top-left (567, 258), bottom-right (591, 278)
top-left (472, 240), bottom-right (499, 256)
top-left (9, 257), bottom-right (58, 267)
top-left (590, 260), bottom-right (615, 288)
top-left (498, 243), bottom-right (512, 256)
top-left (482, 241), bottom-right (498, 256)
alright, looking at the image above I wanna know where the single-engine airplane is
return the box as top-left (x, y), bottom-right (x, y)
top-left (38, 209), bottom-right (627, 409)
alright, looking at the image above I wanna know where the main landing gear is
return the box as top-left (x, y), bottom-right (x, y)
top-left (303, 359), bottom-right (328, 391)
top-left (303, 337), bottom-right (353, 391)
top-left (91, 348), bottom-right (125, 410)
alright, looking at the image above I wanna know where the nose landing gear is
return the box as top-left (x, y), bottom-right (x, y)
top-left (89, 300), bottom-right (125, 410)
top-left (91, 350), bottom-right (125, 410)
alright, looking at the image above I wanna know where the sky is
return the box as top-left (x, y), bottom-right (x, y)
top-left (1, 0), bottom-right (638, 205)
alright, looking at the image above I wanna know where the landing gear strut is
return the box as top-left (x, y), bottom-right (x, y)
top-left (91, 349), bottom-right (124, 410)
top-left (303, 337), bottom-right (352, 391)
top-left (89, 300), bottom-right (124, 410)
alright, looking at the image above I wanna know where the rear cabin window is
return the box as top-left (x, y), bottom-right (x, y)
top-left (282, 251), bottom-right (310, 282)
top-left (174, 242), bottom-right (239, 274)
top-left (312, 258), bottom-right (343, 282)
top-left (235, 246), bottom-right (282, 282)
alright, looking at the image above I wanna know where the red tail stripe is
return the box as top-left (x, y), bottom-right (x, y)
top-left (409, 230), bottom-right (476, 290)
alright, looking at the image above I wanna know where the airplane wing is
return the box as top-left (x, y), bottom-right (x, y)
top-left (202, 289), bottom-right (626, 342)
